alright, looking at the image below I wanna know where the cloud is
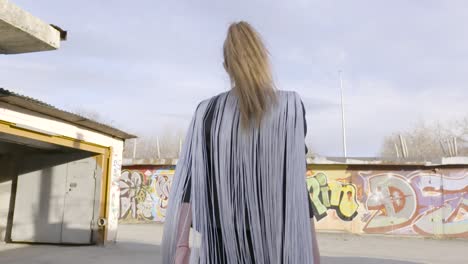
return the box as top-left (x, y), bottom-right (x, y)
top-left (3, 0), bottom-right (468, 156)
top-left (301, 96), bottom-right (339, 112)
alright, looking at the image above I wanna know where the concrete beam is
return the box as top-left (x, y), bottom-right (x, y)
top-left (0, 0), bottom-right (63, 54)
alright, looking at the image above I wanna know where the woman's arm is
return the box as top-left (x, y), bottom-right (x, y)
top-left (174, 203), bottom-right (192, 264)
top-left (311, 219), bottom-right (321, 264)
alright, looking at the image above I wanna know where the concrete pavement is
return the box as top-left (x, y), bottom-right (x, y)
top-left (0, 223), bottom-right (465, 264)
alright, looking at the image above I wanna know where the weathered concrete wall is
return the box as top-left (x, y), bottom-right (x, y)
top-left (120, 164), bottom-right (468, 238)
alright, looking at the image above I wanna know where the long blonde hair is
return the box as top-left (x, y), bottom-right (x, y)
top-left (223, 21), bottom-right (276, 127)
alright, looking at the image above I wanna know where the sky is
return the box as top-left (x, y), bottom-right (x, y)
top-left (2, 0), bottom-right (468, 157)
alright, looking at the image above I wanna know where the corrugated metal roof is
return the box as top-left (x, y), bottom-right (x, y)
top-left (0, 88), bottom-right (136, 139)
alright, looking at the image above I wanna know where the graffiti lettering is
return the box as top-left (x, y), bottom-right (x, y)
top-left (363, 174), bottom-right (418, 233)
top-left (119, 168), bottom-right (174, 222)
top-left (360, 170), bottom-right (468, 237)
top-left (306, 172), bottom-right (359, 221)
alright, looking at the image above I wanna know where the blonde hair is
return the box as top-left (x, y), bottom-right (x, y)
top-left (223, 21), bottom-right (276, 127)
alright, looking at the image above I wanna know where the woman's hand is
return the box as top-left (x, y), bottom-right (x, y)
top-left (175, 203), bottom-right (192, 264)
top-left (311, 219), bottom-right (321, 264)
top-left (175, 245), bottom-right (191, 264)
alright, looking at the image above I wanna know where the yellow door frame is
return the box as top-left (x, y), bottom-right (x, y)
top-left (0, 119), bottom-right (114, 244)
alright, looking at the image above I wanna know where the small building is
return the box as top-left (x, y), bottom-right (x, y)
top-left (0, 88), bottom-right (135, 244)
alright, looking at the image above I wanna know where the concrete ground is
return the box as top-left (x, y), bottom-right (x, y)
top-left (0, 223), bottom-right (465, 264)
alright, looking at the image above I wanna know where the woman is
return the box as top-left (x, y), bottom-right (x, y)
top-left (162, 21), bottom-right (320, 264)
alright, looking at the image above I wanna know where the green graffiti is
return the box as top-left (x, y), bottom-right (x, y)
top-left (307, 175), bottom-right (328, 217)
top-left (306, 172), bottom-right (359, 221)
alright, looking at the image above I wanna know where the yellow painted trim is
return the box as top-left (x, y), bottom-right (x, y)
top-left (104, 152), bottom-right (112, 243)
top-left (94, 154), bottom-right (107, 245)
top-left (0, 120), bottom-right (13, 126)
top-left (103, 147), bottom-right (114, 244)
top-left (0, 119), bottom-right (110, 156)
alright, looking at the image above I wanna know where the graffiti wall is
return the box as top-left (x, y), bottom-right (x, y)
top-left (307, 166), bottom-right (468, 238)
top-left (119, 166), bottom-right (174, 223)
top-left (120, 164), bottom-right (468, 238)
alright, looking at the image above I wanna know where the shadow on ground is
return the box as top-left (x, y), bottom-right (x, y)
top-left (1, 241), bottom-right (425, 264)
top-left (0, 242), bottom-right (162, 264)
top-left (322, 256), bottom-right (422, 264)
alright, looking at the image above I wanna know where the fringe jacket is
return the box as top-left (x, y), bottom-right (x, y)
top-left (162, 91), bottom-right (316, 264)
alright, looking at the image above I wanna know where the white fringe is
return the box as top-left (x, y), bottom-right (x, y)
top-left (162, 91), bottom-right (314, 263)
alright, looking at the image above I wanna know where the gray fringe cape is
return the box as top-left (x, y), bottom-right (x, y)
top-left (162, 90), bottom-right (315, 263)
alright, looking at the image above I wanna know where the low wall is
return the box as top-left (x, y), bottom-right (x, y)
top-left (120, 163), bottom-right (468, 238)
top-left (119, 166), bottom-right (174, 223)
top-left (308, 165), bottom-right (467, 238)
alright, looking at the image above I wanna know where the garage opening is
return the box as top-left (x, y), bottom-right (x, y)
top-left (0, 132), bottom-right (104, 244)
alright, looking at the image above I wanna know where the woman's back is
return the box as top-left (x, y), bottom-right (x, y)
top-left (163, 90), bottom-right (314, 263)
top-left (162, 21), bottom-right (317, 264)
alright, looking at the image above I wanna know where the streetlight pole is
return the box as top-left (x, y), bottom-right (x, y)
top-left (339, 71), bottom-right (348, 158)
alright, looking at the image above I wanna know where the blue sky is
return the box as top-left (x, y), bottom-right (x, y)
top-left (2, 0), bottom-right (467, 156)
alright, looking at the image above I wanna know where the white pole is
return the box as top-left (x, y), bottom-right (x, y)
top-left (394, 142), bottom-right (400, 158)
top-left (403, 136), bottom-right (409, 158)
top-left (156, 136), bottom-right (161, 159)
top-left (339, 71), bottom-right (348, 158)
top-left (399, 134), bottom-right (407, 158)
top-left (439, 140), bottom-right (447, 156)
top-left (179, 138), bottom-right (182, 157)
top-left (132, 138), bottom-right (137, 159)
top-left (447, 139), bottom-right (453, 156)
top-left (454, 137), bottom-right (458, 156)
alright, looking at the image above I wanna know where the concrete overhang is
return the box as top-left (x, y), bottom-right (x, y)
top-left (0, 0), bottom-right (66, 54)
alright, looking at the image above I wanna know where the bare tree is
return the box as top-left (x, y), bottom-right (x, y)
top-left (442, 117), bottom-right (468, 156)
top-left (73, 108), bottom-right (116, 126)
top-left (73, 108), bottom-right (185, 159)
top-left (380, 116), bottom-right (468, 160)
top-left (125, 130), bottom-right (318, 160)
top-left (123, 127), bottom-right (185, 159)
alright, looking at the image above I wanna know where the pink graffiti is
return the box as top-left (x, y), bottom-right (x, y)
top-left (362, 171), bottom-right (468, 236)
top-left (364, 173), bottom-right (418, 233)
